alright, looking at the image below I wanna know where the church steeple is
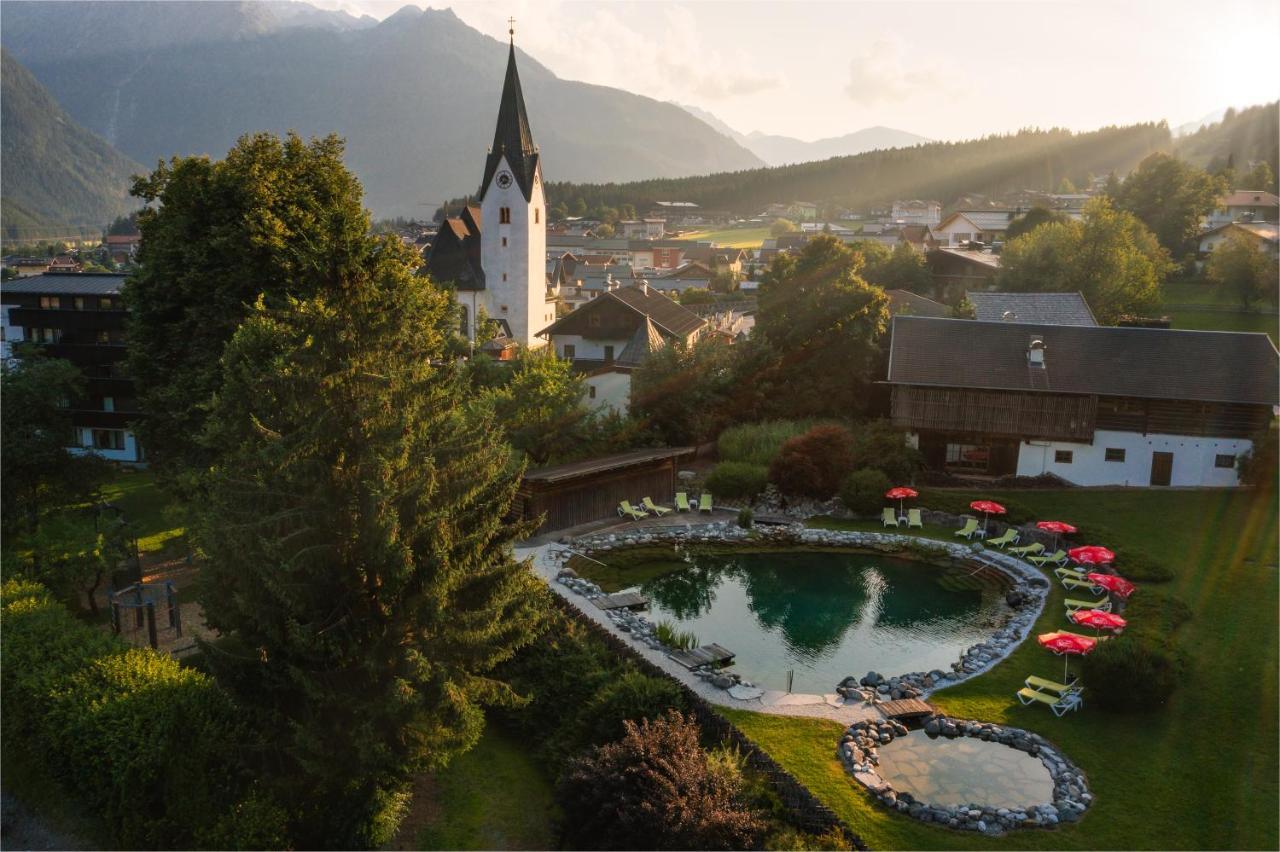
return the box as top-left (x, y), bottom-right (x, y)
top-left (479, 31), bottom-right (539, 202)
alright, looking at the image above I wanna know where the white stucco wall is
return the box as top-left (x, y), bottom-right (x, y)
top-left (479, 154), bottom-right (547, 348)
top-left (584, 370), bottom-right (632, 414)
top-left (549, 333), bottom-right (630, 361)
top-left (69, 426), bottom-right (143, 464)
top-left (1014, 429), bottom-right (1250, 487)
top-left (1, 303), bottom-right (22, 362)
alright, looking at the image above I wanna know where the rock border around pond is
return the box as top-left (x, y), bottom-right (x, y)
top-left (837, 716), bottom-right (1092, 835)
top-left (557, 522), bottom-right (1049, 699)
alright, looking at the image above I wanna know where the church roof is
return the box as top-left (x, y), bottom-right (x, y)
top-left (479, 42), bottom-right (539, 202)
top-left (616, 317), bottom-right (666, 366)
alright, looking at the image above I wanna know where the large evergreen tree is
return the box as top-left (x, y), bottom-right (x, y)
top-left (196, 258), bottom-right (548, 847)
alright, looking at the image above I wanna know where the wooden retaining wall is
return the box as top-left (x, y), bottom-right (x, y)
top-left (547, 593), bottom-right (869, 849)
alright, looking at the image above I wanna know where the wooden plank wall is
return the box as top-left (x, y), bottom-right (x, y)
top-left (891, 386), bottom-right (1096, 441)
top-left (519, 461), bottom-right (676, 532)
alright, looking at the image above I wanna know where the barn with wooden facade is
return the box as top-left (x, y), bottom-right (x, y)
top-left (886, 316), bottom-right (1278, 486)
top-left (515, 447), bottom-right (694, 532)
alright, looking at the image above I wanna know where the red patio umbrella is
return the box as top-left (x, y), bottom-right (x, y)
top-left (1038, 630), bottom-right (1098, 681)
top-left (970, 500), bottom-right (1006, 534)
top-left (1069, 609), bottom-right (1128, 635)
top-left (1069, 545), bottom-right (1116, 566)
top-left (1087, 572), bottom-right (1137, 599)
top-left (1036, 520), bottom-right (1077, 550)
top-left (885, 486), bottom-right (918, 516)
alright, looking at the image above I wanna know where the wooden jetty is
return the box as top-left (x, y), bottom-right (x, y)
top-left (877, 697), bottom-right (937, 720)
top-left (668, 643), bottom-right (736, 670)
top-left (591, 592), bottom-right (649, 611)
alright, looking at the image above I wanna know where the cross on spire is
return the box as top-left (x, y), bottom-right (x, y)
top-left (508, 17), bottom-right (515, 41)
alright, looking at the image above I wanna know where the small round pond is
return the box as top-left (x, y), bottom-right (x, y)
top-left (874, 731), bottom-right (1056, 810)
top-left (594, 549), bottom-right (1010, 693)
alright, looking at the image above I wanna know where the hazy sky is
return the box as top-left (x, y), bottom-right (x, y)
top-left (310, 0), bottom-right (1280, 142)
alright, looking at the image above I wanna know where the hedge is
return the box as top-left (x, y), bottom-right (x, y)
top-left (707, 462), bottom-right (770, 500)
top-left (0, 580), bottom-right (286, 849)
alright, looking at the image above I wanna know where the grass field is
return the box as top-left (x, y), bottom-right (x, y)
top-left (98, 470), bottom-right (187, 555)
top-left (1166, 307), bottom-right (1278, 341)
top-left (405, 726), bottom-right (557, 851)
top-left (726, 488), bottom-right (1279, 850)
top-left (677, 226), bottom-right (772, 249)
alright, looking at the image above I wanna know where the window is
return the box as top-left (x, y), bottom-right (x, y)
top-left (588, 385), bottom-right (596, 399)
top-left (500, 304), bottom-right (509, 313)
top-left (31, 327), bottom-right (62, 343)
top-left (1215, 454), bottom-right (1236, 469)
top-left (563, 344), bottom-right (576, 359)
top-left (589, 314), bottom-right (602, 328)
top-left (501, 236), bottom-right (508, 247)
top-left (499, 207), bottom-right (511, 224)
top-left (73, 297), bottom-right (85, 310)
top-left (101, 396), bottom-right (115, 412)
top-left (534, 208), bottom-right (540, 224)
top-left (603, 345), bottom-right (614, 363)
top-left (1054, 450), bottom-right (1074, 464)
top-left (39, 296), bottom-right (60, 309)
top-left (502, 273), bottom-right (507, 282)
top-left (92, 429), bottom-right (125, 451)
top-left (99, 297), bottom-right (116, 310)
top-left (459, 305), bottom-right (469, 337)
top-left (1104, 448), bottom-right (1126, 463)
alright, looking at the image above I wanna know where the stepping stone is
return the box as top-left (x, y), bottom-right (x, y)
top-left (728, 684), bottom-right (765, 700)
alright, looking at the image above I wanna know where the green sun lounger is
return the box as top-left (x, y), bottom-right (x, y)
top-left (618, 500), bottom-right (648, 521)
top-left (1061, 576), bottom-right (1104, 594)
top-left (986, 528), bottom-right (1020, 548)
top-left (1009, 541), bottom-right (1044, 557)
top-left (1054, 566), bottom-right (1086, 580)
top-left (907, 508), bottom-right (924, 528)
top-left (1017, 686), bottom-right (1082, 716)
top-left (1025, 675), bottom-right (1082, 696)
top-left (882, 508), bottom-right (900, 528)
top-left (698, 493), bottom-right (713, 513)
top-left (1028, 549), bottom-right (1068, 567)
top-left (675, 492), bottom-right (691, 512)
top-left (642, 497), bottom-right (672, 516)
top-left (954, 517), bottom-right (980, 539)
top-left (1064, 597), bottom-right (1111, 613)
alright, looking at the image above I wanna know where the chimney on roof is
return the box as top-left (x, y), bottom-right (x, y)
top-left (639, 278), bottom-right (649, 295)
top-left (1002, 310), bottom-right (1018, 321)
top-left (1028, 338), bottom-right (1047, 367)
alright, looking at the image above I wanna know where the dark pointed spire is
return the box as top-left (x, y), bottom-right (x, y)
top-left (479, 35), bottom-right (539, 201)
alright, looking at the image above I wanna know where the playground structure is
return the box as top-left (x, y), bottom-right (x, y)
top-left (109, 581), bottom-right (181, 650)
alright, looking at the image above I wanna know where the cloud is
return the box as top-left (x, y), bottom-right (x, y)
top-left (843, 39), bottom-right (947, 104)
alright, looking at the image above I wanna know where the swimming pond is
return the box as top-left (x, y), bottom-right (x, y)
top-left (601, 549), bottom-right (1011, 693)
top-left (875, 730), bottom-right (1056, 810)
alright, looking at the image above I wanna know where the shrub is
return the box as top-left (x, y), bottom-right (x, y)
top-left (768, 425), bottom-right (855, 500)
top-left (1081, 636), bottom-right (1181, 712)
top-left (737, 507), bottom-right (754, 529)
top-left (706, 462), bottom-right (769, 500)
top-left (573, 670), bottom-right (689, 748)
top-left (1237, 426), bottom-right (1278, 490)
top-left (839, 469), bottom-right (892, 516)
top-left (557, 710), bottom-right (766, 850)
top-left (848, 419), bottom-right (924, 483)
top-left (718, 420), bottom-right (830, 466)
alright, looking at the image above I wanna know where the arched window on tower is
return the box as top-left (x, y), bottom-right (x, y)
top-left (535, 208), bottom-right (540, 224)
top-left (500, 207), bottom-right (511, 224)
top-left (459, 305), bottom-right (469, 338)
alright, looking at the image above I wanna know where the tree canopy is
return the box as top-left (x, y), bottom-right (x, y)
top-left (1206, 231), bottom-right (1280, 310)
top-left (996, 198), bottom-right (1170, 323)
top-left (1112, 152), bottom-right (1225, 257)
top-left (1005, 205), bottom-right (1070, 241)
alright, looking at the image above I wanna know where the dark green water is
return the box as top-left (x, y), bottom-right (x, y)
top-left (633, 550), bottom-right (1008, 693)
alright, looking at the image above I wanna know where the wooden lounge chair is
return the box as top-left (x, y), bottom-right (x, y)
top-left (675, 492), bottom-right (691, 512)
top-left (986, 528), bottom-right (1020, 548)
top-left (698, 493), bottom-right (713, 513)
top-left (642, 497), bottom-right (672, 516)
top-left (618, 500), bottom-right (648, 521)
top-left (1028, 549), bottom-right (1068, 567)
top-left (882, 508), bottom-right (900, 528)
top-left (1025, 675), bottom-right (1082, 696)
top-left (954, 517), bottom-right (980, 539)
top-left (907, 508), bottom-right (924, 529)
top-left (1009, 541), bottom-right (1045, 558)
top-left (1017, 686), bottom-right (1082, 716)
top-left (1064, 597), bottom-right (1111, 613)
top-left (1061, 576), bottom-right (1104, 594)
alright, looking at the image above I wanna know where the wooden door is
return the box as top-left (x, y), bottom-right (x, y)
top-left (1150, 451), bottom-right (1173, 486)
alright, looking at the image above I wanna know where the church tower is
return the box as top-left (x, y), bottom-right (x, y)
top-left (475, 28), bottom-right (549, 348)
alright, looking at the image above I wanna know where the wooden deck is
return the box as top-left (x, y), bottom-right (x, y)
top-left (592, 592), bottom-right (649, 611)
top-left (668, 643), bottom-right (735, 669)
top-left (877, 698), bottom-right (937, 719)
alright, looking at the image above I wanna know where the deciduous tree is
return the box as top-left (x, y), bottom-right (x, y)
top-left (1113, 152), bottom-right (1225, 257)
top-left (1206, 230), bottom-right (1280, 310)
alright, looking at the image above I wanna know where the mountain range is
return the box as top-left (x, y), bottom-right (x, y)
top-left (678, 103), bottom-right (930, 165)
top-left (1, 2), bottom-right (764, 220)
top-left (1, 48), bottom-right (143, 241)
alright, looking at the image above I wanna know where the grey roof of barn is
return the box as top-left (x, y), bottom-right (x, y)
top-left (616, 317), bottom-right (665, 366)
top-left (0, 273), bottom-right (127, 296)
top-left (479, 41), bottom-right (539, 202)
top-left (966, 291), bottom-right (1098, 326)
top-left (886, 315), bottom-right (1279, 406)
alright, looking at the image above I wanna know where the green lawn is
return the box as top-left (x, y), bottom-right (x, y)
top-left (1162, 278), bottom-right (1244, 308)
top-left (725, 488), bottom-right (1279, 850)
top-left (1166, 307), bottom-right (1278, 341)
top-left (407, 725), bottom-right (558, 851)
top-left (98, 470), bottom-right (186, 555)
top-left (677, 226), bottom-right (772, 249)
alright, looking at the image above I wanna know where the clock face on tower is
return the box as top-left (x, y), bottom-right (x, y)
top-left (496, 170), bottom-right (513, 189)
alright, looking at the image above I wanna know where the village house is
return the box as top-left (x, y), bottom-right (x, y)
top-left (0, 272), bottom-right (144, 463)
top-left (1197, 221), bottom-right (1279, 260)
top-left (619, 219), bottom-right (666, 239)
top-left (1205, 189), bottom-right (1280, 228)
top-left (927, 246), bottom-right (1001, 298)
top-left (934, 210), bottom-right (1017, 246)
top-left (886, 315), bottom-right (1278, 486)
top-left (886, 289), bottom-right (950, 318)
top-left (1, 256), bottom-right (53, 278)
top-left (104, 234), bottom-right (142, 264)
top-left (966, 291), bottom-right (1098, 326)
top-left (891, 200), bottom-right (942, 226)
top-left (46, 255), bottom-right (83, 273)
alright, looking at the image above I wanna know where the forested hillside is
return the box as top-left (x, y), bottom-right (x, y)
top-left (544, 122), bottom-right (1171, 215)
top-left (0, 49), bottom-right (142, 241)
top-left (1174, 102), bottom-right (1279, 181)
